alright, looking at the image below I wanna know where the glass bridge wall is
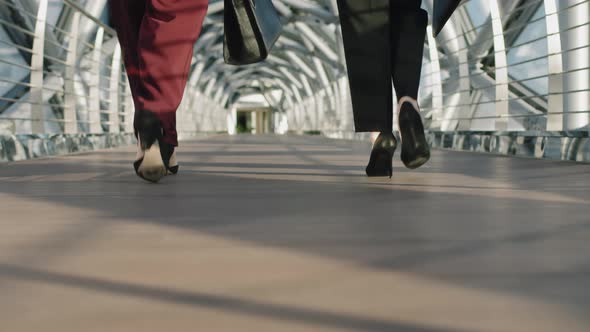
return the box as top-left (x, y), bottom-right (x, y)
top-left (1, 0), bottom-right (590, 162)
top-left (0, 0), bottom-right (226, 161)
top-left (284, 0), bottom-right (590, 161)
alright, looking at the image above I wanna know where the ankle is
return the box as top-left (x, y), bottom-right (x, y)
top-left (398, 96), bottom-right (419, 110)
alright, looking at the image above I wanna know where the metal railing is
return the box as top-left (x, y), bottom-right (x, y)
top-left (0, 0), bottom-right (228, 142)
top-left (286, 0), bottom-right (590, 137)
top-left (2, 0), bottom-right (589, 140)
top-left (419, 0), bottom-right (590, 133)
top-left (0, 0), bottom-right (134, 136)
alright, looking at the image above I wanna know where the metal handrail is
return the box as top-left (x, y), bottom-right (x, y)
top-left (413, 0), bottom-right (590, 132)
top-left (63, 0), bottom-right (115, 35)
top-left (3, 0), bottom-right (590, 139)
top-left (0, 0), bottom-right (133, 136)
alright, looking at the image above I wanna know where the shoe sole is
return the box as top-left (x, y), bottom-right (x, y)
top-left (137, 142), bottom-right (167, 183)
top-left (399, 106), bottom-right (430, 169)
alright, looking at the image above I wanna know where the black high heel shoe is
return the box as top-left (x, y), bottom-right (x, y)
top-left (398, 97), bottom-right (430, 169)
top-left (133, 110), bottom-right (173, 183)
top-left (366, 132), bottom-right (398, 178)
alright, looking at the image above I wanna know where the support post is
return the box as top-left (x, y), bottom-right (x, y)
top-left (490, 0), bottom-right (509, 130)
top-left (89, 27), bottom-right (104, 133)
top-left (109, 45), bottom-right (121, 133)
top-left (64, 11), bottom-right (81, 134)
top-left (30, 0), bottom-right (49, 134)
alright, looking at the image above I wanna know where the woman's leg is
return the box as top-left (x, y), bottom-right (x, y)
top-left (336, 0), bottom-right (393, 133)
top-left (390, 0), bottom-right (430, 169)
top-left (110, 0), bottom-right (208, 182)
top-left (390, 0), bottom-right (427, 101)
top-left (135, 0), bottom-right (209, 147)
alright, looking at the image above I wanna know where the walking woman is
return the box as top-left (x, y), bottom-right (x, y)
top-left (336, 0), bottom-right (431, 177)
top-left (109, 0), bottom-right (208, 183)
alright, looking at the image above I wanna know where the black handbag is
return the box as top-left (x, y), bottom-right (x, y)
top-left (224, 0), bottom-right (282, 65)
top-left (432, 0), bottom-right (462, 37)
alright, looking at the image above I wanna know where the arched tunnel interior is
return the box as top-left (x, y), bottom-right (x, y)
top-left (1, 0), bottom-right (589, 158)
top-left (0, 1), bottom-right (590, 331)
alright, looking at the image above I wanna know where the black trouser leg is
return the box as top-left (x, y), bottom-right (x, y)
top-left (390, 2), bottom-right (427, 102)
top-left (337, 0), bottom-right (392, 132)
top-left (337, 0), bottom-right (425, 132)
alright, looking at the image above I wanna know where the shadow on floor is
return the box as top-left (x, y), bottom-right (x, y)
top-left (1, 135), bottom-right (590, 314)
top-left (0, 263), bottom-right (461, 332)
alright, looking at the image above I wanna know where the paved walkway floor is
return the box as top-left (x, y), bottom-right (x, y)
top-left (0, 134), bottom-right (589, 332)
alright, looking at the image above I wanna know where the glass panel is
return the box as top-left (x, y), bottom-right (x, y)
top-left (47, 0), bottom-right (64, 27)
top-left (507, 5), bottom-right (548, 96)
top-left (0, 26), bottom-right (30, 97)
top-left (471, 87), bottom-right (496, 130)
top-left (465, 0), bottom-right (491, 32)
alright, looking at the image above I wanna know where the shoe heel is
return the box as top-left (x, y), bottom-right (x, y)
top-left (366, 149), bottom-right (394, 178)
top-left (366, 133), bottom-right (397, 178)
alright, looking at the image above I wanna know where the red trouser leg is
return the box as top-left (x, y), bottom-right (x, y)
top-left (109, 0), bottom-right (208, 146)
top-left (108, 0), bottom-right (145, 115)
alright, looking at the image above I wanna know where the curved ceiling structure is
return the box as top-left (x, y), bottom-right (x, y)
top-left (1, 0), bottom-right (590, 145)
top-left (190, 0), bottom-right (345, 110)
